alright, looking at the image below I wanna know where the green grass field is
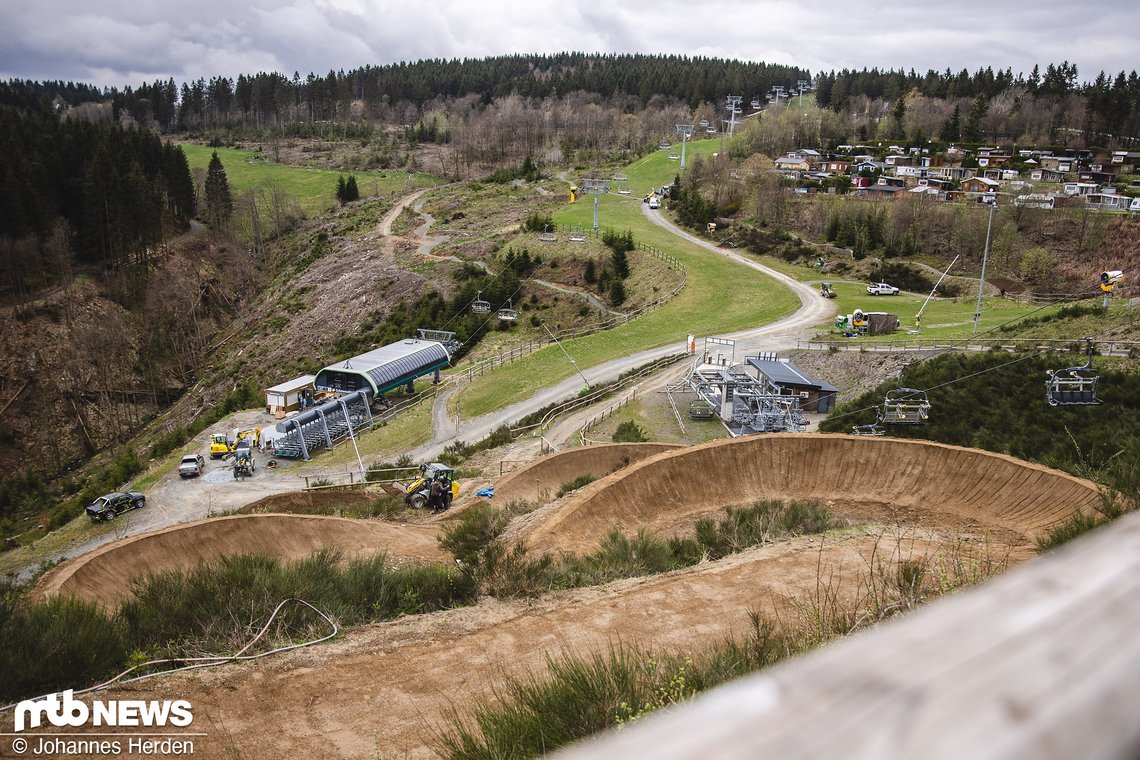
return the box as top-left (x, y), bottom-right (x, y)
top-left (813, 280), bottom-right (1090, 339)
top-left (457, 141), bottom-right (801, 417)
top-left (180, 144), bottom-right (442, 217)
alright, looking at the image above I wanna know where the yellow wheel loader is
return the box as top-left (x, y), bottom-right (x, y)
top-left (381, 463), bottom-right (460, 510)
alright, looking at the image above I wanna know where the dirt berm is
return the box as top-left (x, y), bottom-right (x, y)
top-left (35, 514), bottom-right (442, 608)
top-left (524, 433), bottom-right (1105, 554)
top-left (489, 442), bottom-right (681, 505)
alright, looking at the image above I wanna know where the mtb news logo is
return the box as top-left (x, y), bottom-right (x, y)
top-left (13, 690), bottom-right (193, 732)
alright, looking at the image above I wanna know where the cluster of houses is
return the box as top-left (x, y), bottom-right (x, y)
top-left (773, 145), bottom-right (1140, 212)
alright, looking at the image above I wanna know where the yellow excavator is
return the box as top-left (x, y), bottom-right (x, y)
top-left (209, 433), bottom-right (233, 459)
top-left (209, 427), bottom-right (261, 459)
top-left (381, 463), bottom-right (460, 510)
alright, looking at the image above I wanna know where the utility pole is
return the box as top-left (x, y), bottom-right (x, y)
top-left (580, 178), bottom-right (610, 231)
top-left (675, 124), bottom-right (694, 169)
top-left (973, 199), bottom-right (997, 335)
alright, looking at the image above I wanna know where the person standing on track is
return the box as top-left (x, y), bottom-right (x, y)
top-left (430, 477), bottom-right (445, 512)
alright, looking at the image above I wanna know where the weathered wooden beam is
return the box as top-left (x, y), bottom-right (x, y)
top-left (558, 511), bottom-right (1140, 760)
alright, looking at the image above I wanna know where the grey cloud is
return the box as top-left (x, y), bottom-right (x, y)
top-left (0, 0), bottom-right (1135, 89)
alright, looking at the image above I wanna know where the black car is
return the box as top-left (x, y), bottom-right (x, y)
top-left (86, 491), bottom-right (146, 522)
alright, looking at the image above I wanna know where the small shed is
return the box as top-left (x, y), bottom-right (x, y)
top-left (265, 374), bottom-right (316, 418)
top-left (746, 356), bottom-right (839, 414)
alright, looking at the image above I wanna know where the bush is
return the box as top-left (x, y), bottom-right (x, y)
top-left (0, 588), bottom-right (127, 702)
top-left (557, 474), bottom-right (597, 498)
top-left (612, 421), bottom-right (647, 443)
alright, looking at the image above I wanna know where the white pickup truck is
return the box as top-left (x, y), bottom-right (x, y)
top-left (866, 282), bottom-right (900, 296)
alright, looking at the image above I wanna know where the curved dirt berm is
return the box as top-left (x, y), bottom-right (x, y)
top-left (526, 433), bottom-right (1105, 554)
top-left (36, 514), bottom-right (443, 609)
top-left (491, 442), bottom-right (682, 505)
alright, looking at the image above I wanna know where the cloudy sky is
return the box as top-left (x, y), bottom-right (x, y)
top-left (1, 0), bottom-right (1136, 89)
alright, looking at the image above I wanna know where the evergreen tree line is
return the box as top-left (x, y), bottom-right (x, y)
top-left (0, 110), bottom-right (195, 299)
top-left (2, 53), bottom-right (809, 131)
top-left (814, 62), bottom-right (1140, 143)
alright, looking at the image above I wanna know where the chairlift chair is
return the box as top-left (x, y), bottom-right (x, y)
top-left (497, 299), bottom-right (518, 323)
top-left (751, 98), bottom-right (762, 110)
top-left (851, 421), bottom-right (885, 436)
top-left (882, 388), bottom-right (930, 424)
top-left (616, 185), bottom-right (632, 195)
top-left (568, 225), bottom-right (586, 242)
top-left (471, 291), bottom-right (491, 314)
top-left (1046, 338), bottom-right (1102, 407)
top-left (539, 224), bottom-right (557, 243)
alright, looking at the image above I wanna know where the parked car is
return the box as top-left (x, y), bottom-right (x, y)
top-left (648, 196), bottom-right (661, 209)
top-left (178, 454), bottom-right (206, 478)
top-left (86, 491), bottom-right (146, 522)
top-left (867, 282), bottom-right (900, 296)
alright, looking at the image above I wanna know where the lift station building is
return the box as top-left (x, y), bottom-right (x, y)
top-left (314, 338), bottom-right (451, 397)
top-left (270, 337), bottom-right (452, 460)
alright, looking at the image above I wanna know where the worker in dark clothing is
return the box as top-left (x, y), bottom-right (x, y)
top-left (430, 478), bottom-right (446, 512)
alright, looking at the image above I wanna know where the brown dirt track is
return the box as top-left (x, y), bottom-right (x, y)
top-left (490, 442), bottom-right (681, 505)
top-left (525, 434), bottom-right (1104, 555)
top-left (21, 435), bottom-right (1108, 759)
top-left (34, 514), bottom-right (442, 609)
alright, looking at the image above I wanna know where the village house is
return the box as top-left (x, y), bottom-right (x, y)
top-left (1062, 182), bottom-right (1099, 196)
top-left (1086, 190), bottom-right (1132, 211)
top-left (939, 165), bottom-right (975, 181)
top-left (1031, 167), bottom-right (1068, 183)
top-left (960, 176), bottom-right (1000, 195)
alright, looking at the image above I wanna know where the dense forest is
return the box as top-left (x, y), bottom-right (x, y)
top-left (0, 53), bottom-right (809, 131)
top-left (0, 110), bottom-right (195, 301)
top-left (814, 62), bottom-right (1140, 145)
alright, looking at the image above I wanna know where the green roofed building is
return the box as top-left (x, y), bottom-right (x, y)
top-left (314, 338), bottom-right (451, 397)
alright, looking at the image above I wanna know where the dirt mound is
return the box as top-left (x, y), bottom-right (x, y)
top-left (236, 490), bottom-right (379, 515)
top-left (491, 442), bottom-right (682, 505)
top-left (524, 433), bottom-right (1103, 555)
top-left (35, 514), bottom-right (442, 608)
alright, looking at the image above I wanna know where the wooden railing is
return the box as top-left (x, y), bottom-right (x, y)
top-left (558, 511), bottom-right (1140, 759)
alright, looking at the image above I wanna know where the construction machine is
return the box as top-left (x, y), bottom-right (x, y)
top-left (209, 433), bottom-right (233, 459)
top-left (232, 440), bottom-right (255, 478)
top-left (381, 462), bottom-right (460, 510)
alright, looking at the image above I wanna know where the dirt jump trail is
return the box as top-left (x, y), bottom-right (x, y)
top-left (22, 435), bottom-right (1107, 758)
top-left (79, 530), bottom-right (972, 760)
top-left (35, 514), bottom-right (442, 608)
top-left (490, 442), bottom-right (681, 505)
top-left (524, 433), bottom-right (1104, 555)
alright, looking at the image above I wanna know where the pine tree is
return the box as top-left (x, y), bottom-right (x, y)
top-left (584, 259), bottom-right (597, 284)
top-left (964, 95), bottom-right (988, 142)
top-left (345, 175), bottom-right (360, 201)
top-left (942, 104), bottom-right (961, 141)
top-left (203, 151), bottom-right (232, 229)
top-left (335, 175), bottom-right (347, 204)
top-left (609, 278), bottom-right (626, 306)
top-left (611, 247), bottom-right (629, 279)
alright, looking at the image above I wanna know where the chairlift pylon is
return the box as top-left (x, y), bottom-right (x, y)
top-left (497, 298), bottom-right (518, 323)
top-left (472, 291), bottom-right (491, 314)
top-left (1046, 337), bottom-right (1102, 406)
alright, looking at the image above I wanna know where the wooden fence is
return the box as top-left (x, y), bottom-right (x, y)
top-left (559, 510), bottom-right (1140, 759)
